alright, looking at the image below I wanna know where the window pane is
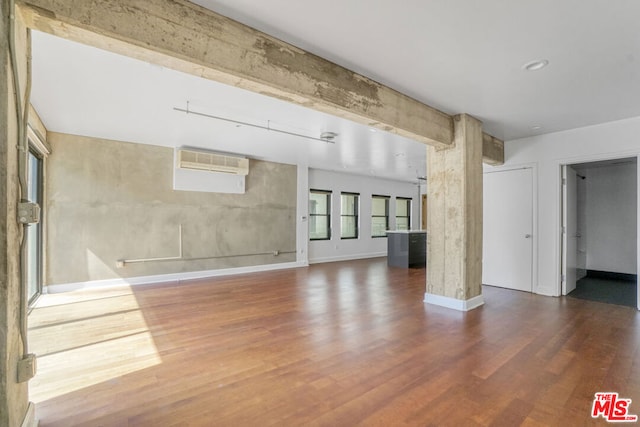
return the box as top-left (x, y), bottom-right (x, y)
top-left (396, 218), bottom-right (409, 231)
top-left (26, 151), bottom-right (42, 303)
top-left (341, 217), bottom-right (357, 238)
top-left (310, 191), bottom-right (331, 240)
top-left (310, 192), bottom-right (329, 215)
top-left (372, 197), bottom-right (387, 215)
top-left (396, 199), bottom-right (408, 216)
top-left (340, 193), bottom-right (358, 238)
top-left (372, 217), bottom-right (388, 237)
top-left (310, 216), bottom-right (330, 239)
top-left (341, 194), bottom-right (357, 215)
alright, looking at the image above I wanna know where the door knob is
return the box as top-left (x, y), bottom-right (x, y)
top-left (525, 234), bottom-right (532, 238)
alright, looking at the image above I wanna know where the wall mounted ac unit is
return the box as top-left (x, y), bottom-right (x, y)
top-left (177, 149), bottom-right (249, 175)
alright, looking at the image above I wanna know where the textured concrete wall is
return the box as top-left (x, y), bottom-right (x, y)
top-left (46, 133), bottom-right (297, 286)
top-left (0, 2), bottom-right (30, 425)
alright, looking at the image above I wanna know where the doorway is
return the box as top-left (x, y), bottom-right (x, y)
top-left (561, 158), bottom-right (638, 308)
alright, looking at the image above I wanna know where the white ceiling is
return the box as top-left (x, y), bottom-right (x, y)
top-left (31, 0), bottom-right (640, 181)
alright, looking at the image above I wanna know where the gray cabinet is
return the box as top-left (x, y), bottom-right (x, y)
top-left (387, 231), bottom-right (427, 268)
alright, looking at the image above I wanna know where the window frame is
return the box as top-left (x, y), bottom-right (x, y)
top-left (340, 192), bottom-right (359, 239)
top-left (395, 197), bottom-right (412, 231)
top-left (309, 189), bottom-right (332, 241)
top-left (26, 145), bottom-right (44, 306)
top-left (371, 194), bottom-right (390, 238)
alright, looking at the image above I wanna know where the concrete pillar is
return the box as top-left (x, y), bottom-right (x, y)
top-left (425, 114), bottom-right (484, 311)
top-left (1, 1), bottom-right (31, 425)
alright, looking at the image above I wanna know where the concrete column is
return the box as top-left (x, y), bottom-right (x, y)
top-left (1, 2), bottom-right (31, 425)
top-left (425, 114), bottom-right (484, 311)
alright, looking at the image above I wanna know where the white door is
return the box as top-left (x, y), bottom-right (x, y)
top-left (483, 168), bottom-right (533, 292)
top-left (562, 166), bottom-right (578, 295)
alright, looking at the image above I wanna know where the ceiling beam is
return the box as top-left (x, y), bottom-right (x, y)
top-left (482, 133), bottom-right (505, 166)
top-left (17, 0), bottom-right (503, 163)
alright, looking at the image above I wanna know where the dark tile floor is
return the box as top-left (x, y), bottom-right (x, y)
top-left (569, 276), bottom-right (637, 308)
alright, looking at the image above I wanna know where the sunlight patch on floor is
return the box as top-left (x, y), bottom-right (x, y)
top-left (29, 285), bottom-right (162, 403)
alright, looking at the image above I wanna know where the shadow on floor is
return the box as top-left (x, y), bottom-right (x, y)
top-left (568, 276), bottom-right (637, 308)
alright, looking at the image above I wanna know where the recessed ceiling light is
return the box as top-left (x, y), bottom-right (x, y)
top-left (531, 125), bottom-right (542, 130)
top-left (522, 59), bottom-right (549, 71)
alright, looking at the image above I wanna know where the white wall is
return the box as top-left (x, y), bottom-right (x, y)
top-left (488, 115), bottom-right (640, 296)
top-left (296, 165), bottom-right (310, 265)
top-left (584, 163), bottom-right (637, 274)
top-left (308, 169), bottom-right (420, 263)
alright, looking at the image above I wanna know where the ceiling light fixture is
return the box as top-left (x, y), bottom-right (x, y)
top-left (174, 101), bottom-right (337, 144)
top-left (522, 59), bottom-right (549, 71)
top-left (320, 131), bottom-right (339, 142)
top-left (531, 125), bottom-right (542, 131)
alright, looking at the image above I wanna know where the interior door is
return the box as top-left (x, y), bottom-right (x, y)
top-left (562, 166), bottom-right (578, 295)
top-left (483, 168), bottom-right (533, 292)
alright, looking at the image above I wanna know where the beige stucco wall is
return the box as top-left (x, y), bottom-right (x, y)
top-left (1, 2), bottom-right (30, 425)
top-left (45, 133), bottom-right (297, 286)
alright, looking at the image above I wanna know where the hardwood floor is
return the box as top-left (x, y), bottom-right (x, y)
top-left (29, 258), bottom-right (640, 426)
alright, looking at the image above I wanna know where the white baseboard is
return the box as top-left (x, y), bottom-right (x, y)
top-left (309, 252), bottom-right (386, 264)
top-left (21, 402), bottom-right (37, 427)
top-left (534, 286), bottom-right (556, 297)
top-left (424, 293), bottom-right (485, 311)
top-left (45, 261), bottom-right (308, 294)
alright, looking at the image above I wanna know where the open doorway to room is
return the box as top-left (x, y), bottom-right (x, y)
top-left (561, 157), bottom-right (638, 308)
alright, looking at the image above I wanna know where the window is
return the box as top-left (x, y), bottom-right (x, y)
top-left (309, 190), bottom-right (331, 240)
top-left (396, 197), bottom-right (411, 230)
top-left (26, 144), bottom-right (44, 306)
top-left (340, 193), bottom-right (359, 239)
top-left (371, 195), bottom-right (389, 237)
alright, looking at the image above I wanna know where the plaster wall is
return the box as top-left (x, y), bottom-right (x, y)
top-left (0, 3), bottom-right (30, 425)
top-left (494, 115), bottom-right (640, 296)
top-left (584, 163), bottom-right (637, 274)
top-left (308, 169), bottom-right (419, 263)
top-left (46, 133), bottom-right (297, 286)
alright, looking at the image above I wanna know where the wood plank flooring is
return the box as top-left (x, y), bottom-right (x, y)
top-left (29, 258), bottom-right (640, 426)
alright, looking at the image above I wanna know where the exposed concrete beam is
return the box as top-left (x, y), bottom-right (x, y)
top-left (16, 0), bottom-right (504, 164)
top-left (18, 0), bottom-right (455, 147)
top-left (482, 133), bottom-right (505, 165)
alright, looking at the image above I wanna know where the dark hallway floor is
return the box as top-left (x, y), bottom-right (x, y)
top-left (569, 276), bottom-right (637, 308)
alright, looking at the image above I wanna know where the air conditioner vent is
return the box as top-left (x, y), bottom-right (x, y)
top-left (177, 149), bottom-right (249, 175)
